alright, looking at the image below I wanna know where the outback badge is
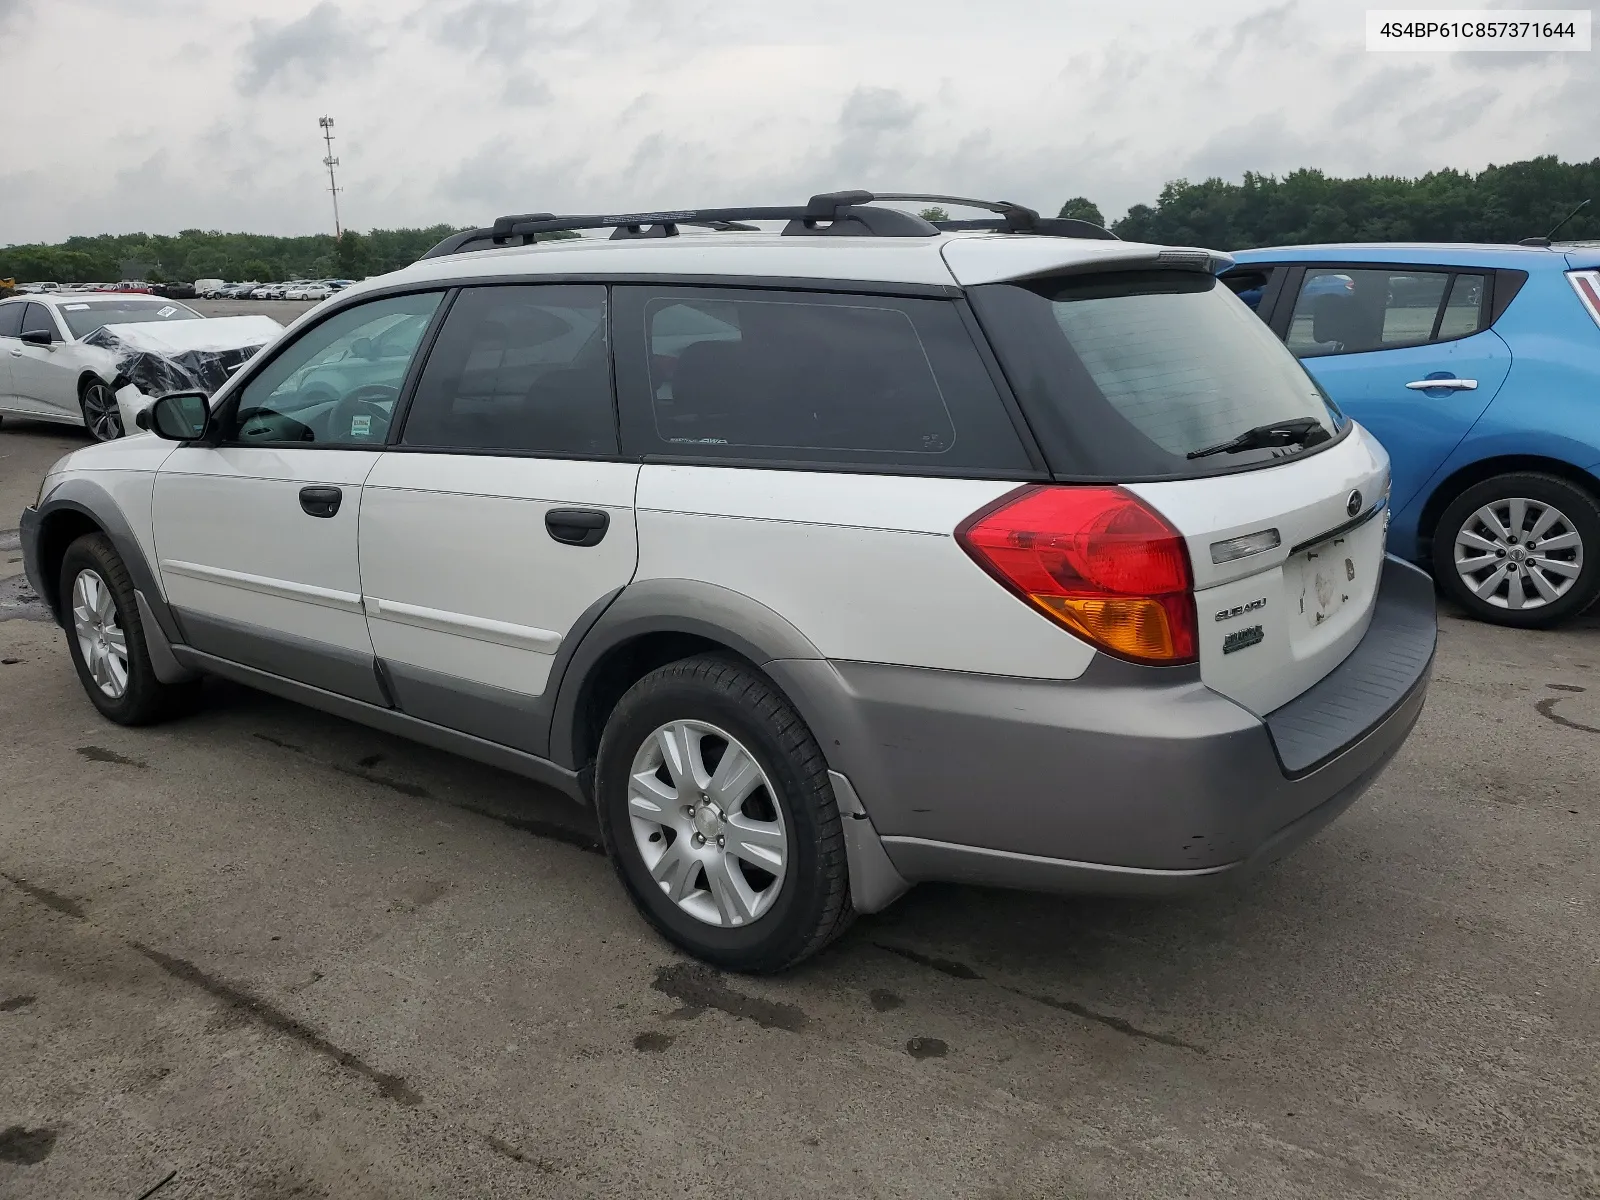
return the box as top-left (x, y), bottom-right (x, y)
top-left (1223, 625), bottom-right (1265, 654)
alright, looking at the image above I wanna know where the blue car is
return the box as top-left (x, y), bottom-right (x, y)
top-left (1225, 242), bottom-right (1600, 627)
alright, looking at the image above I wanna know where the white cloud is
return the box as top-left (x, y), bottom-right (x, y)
top-left (4, 0), bottom-right (1591, 244)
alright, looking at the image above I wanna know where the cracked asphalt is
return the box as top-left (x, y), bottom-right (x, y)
top-left (2, 416), bottom-right (1598, 1198)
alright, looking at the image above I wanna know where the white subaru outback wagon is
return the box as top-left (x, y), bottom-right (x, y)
top-left (21, 193), bottom-right (1436, 971)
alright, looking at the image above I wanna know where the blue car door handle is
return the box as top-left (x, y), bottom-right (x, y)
top-left (1406, 378), bottom-right (1477, 391)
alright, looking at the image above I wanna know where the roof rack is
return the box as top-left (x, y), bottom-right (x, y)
top-left (419, 190), bottom-right (1119, 259)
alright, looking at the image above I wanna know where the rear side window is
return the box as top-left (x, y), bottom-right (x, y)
top-left (969, 270), bottom-right (1339, 480)
top-left (1285, 267), bottom-right (1487, 356)
top-left (613, 286), bottom-right (1033, 473)
top-left (400, 285), bottom-right (616, 455)
top-left (0, 303), bottom-right (22, 339)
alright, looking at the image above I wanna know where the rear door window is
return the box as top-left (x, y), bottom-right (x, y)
top-left (968, 270), bottom-right (1340, 480)
top-left (0, 303), bottom-right (23, 339)
top-left (399, 284), bottom-right (616, 456)
top-left (613, 286), bottom-right (1034, 473)
top-left (1285, 267), bottom-right (1487, 356)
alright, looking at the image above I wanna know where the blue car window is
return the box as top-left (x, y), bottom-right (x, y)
top-left (1287, 268), bottom-right (1471, 357)
top-left (1437, 274), bottom-right (1488, 339)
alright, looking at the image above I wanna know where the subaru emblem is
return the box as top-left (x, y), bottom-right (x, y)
top-left (1346, 490), bottom-right (1363, 518)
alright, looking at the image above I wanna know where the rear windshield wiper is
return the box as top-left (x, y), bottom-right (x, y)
top-left (1186, 416), bottom-right (1329, 460)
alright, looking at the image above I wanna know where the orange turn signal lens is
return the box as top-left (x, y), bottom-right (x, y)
top-left (1031, 595), bottom-right (1191, 663)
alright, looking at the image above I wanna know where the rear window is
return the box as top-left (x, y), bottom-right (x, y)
top-left (58, 299), bottom-right (201, 339)
top-left (969, 271), bottom-right (1341, 479)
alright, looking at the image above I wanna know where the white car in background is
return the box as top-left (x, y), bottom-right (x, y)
top-left (0, 293), bottom-right (205, 439)
top-left (0, 293), bottom-right (281, 440)
top-left (284, 282), bottom-right (332, 301)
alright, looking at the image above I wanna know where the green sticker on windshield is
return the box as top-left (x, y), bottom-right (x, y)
top-left (351, 414), bottom-right (372, 436)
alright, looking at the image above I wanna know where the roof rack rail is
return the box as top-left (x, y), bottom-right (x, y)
top-left (871, 193), bottom-right (1118, 241)
top-left (418, 191), bottom-right (1118, 259)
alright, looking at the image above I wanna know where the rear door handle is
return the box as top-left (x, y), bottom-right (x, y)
top-left (299, 485), bottom-right (343, 518)
top-left (545, 507), bottom-right (609, 547)
top-left (1405, 377), bottom-right (1477, 391)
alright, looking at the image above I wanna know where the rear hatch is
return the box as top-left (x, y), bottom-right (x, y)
top-left (961, 253), bottom-right (1391, 715)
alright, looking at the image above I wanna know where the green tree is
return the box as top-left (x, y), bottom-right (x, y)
top-left (239, 258), bottom-right (272, 282)
top-left (1057, 197), bottom-right (1105, 226)
top-left (335, 230), bottom-right (370, 278)
top-left (919, 206), bottom-right (950, 223)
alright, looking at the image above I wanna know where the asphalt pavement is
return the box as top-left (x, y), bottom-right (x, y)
top-left (1, 411), bottom-right (1598, 1198)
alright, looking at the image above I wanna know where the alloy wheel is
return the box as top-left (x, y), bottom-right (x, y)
top-left (72, 569), bottom-right (129, 698)
top-left (627, 719), bottom-right (788, 928)
top-left (1453, 497), bottom-right (1584, 611)
top-left (81, 381), bottom-right (123, 441)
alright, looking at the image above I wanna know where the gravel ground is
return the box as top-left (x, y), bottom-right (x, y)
top-left (1, 417), bottom-right (1597, 1199)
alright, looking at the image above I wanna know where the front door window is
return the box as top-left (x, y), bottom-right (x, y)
top-left (223, 292), bottom-right (443, 446)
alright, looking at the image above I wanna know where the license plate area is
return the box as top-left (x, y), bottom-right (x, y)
top-left (1289, 507), bottom-right (1387, 633)
top-left (1294, 536), bottom-right (1358, 629)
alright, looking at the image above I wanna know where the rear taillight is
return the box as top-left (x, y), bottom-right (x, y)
top-left (1569, 271), bottom-right (1600, 327)
top-left (956, 486), bottom-right (1197, 665)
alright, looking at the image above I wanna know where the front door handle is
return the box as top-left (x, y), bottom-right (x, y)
top-left (299, 485), bottom-right (343, 518)
top-left (1405, 377), bottom-right (1478, 391)
top-left (545, 507), bottom-right (609, 547)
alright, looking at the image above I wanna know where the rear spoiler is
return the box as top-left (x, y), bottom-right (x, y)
top-left (941, 240), bottom-right (1234, 287)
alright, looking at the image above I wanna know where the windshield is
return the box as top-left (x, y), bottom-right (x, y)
top-left (969, 270), bottom-right (1340, 479)
top-left (58, 299), bottom-right (202, 340)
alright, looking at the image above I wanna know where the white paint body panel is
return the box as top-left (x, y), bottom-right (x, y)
top-left (635, 465), bottom-right (1099, 679)
top-left (1129, 425), bottom-right (1392, 715)
top-left (42, 439), bottom-right (179, 594)
top-left (358, 454), bottom-right (641, 696)
top-left (152, 447), bottom-right (381, 655)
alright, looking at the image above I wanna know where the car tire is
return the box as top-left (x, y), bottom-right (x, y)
top-left (79, 378), bottom-right (124, 442)
top-left (594, 654), bottom-right (853, 973)
top-left (59, 533), bottom-right (199, 725)
top-left (1432, 472), bottom-right (1600, 628)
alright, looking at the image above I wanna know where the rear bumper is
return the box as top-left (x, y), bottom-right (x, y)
top-left (773, 555), bottom-right (1435, 896)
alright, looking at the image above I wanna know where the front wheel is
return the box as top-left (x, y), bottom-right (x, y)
top-left (594, 655), bottom-right (853, 973)
top-left (1433, 472), bottom-right (1600, 627)
top-left (79, 378), bottom-right (124, 441)
top-left (60, 533), bottom-right (199, 724)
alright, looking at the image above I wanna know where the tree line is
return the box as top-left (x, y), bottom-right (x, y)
top-left (4, 155), bottom-right (1597, 283)
top-left (1090, 155), bottom-right (1599, 247)
top-left (0, 225), bottom-right (462, 285)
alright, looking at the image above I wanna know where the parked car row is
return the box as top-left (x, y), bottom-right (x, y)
top-left (15, 281), bottom-right (157, 295)
top-left (200, 279), bottom-right (355, 301)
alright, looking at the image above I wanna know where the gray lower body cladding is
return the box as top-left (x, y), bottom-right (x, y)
top-left (770, 556), bottom-right (1436, 890)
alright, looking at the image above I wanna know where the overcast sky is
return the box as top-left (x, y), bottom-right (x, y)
top-left (5, 0), bottom-right (1594, 244)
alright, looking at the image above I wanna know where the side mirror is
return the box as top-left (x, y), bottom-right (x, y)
top-left (352, 336), bottom-right (376, 360)
top-left (20, 328), bottom-right (53, 347)
top-left (145, 391), bottom-right (211, 441)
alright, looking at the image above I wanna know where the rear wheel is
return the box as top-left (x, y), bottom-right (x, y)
top-left (1433, 472), bottom-right (1600, 628)
top-left (60, 533), bottom-right (198, 724)
top-left (79, 378), bottom-right (123, 441)
top-left (594, 655), bottom-right (853, 973)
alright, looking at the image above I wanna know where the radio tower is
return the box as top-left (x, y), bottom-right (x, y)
top-left (319, 116), bottom-right (343, 239)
